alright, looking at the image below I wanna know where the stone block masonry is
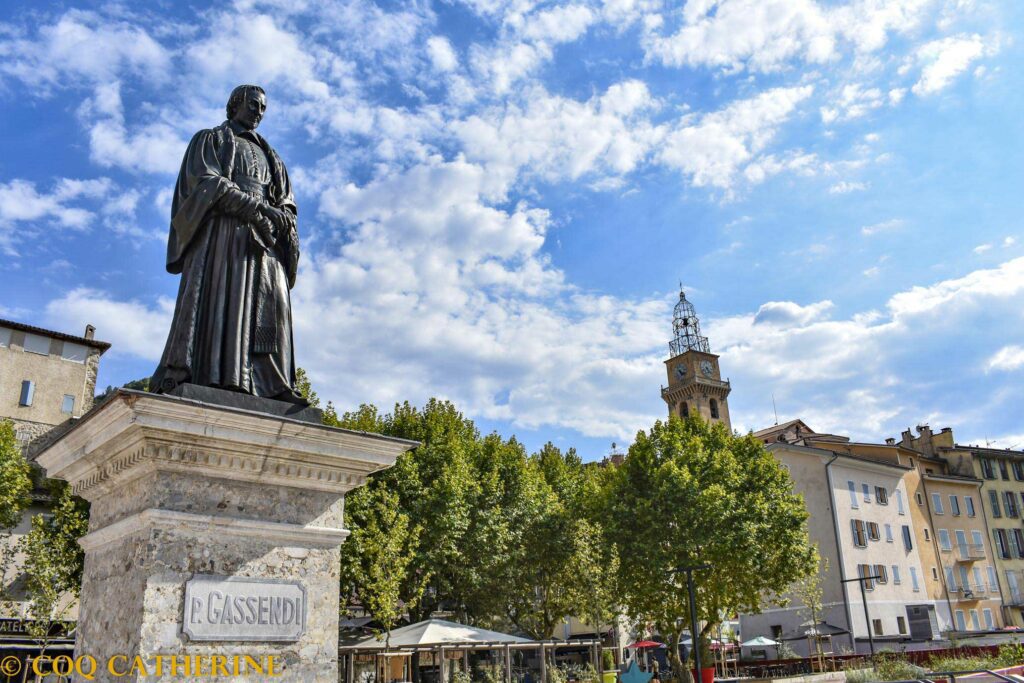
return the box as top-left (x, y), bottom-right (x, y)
top-left (35, 390), bottom-right (416, 682)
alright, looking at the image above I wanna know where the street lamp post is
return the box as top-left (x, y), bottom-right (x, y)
top-left (671, 564), bottom-right (712, 682)
top-left (841, 574), bottom-right (882, 656)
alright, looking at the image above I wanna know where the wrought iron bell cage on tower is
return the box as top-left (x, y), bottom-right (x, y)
top-left (669, 288), bottom-right (710, 356)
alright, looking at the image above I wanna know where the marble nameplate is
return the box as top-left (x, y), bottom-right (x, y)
top-left (182, 575), bottom-right (307, 642)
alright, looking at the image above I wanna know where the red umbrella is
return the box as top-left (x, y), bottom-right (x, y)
top-left (627, 641), bottom-right (666, 649)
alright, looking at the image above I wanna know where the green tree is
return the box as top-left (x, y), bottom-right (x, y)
top-left (0, 419), bottom-right (33, 615)
top-left (19, 480), bottom-right (89, 649)
top-left (607, 417), bottom-right (815, 683)
top-left (340, 486), bottom-right (426, 646)
top-left (0, 420), bottom-right (31, 530)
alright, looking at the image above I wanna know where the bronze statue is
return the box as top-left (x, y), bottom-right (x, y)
top-left (152, 85), bottom-right (307, 405)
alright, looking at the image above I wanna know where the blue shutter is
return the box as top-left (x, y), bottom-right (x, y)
top-left (19, 380), bottom-right (34, 406)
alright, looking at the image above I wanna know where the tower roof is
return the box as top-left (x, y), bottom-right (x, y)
top-left (669, 288), bottom-right (710, 356)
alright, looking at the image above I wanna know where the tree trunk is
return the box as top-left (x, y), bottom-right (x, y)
top-left (666, 630), bottom-right (691, 683)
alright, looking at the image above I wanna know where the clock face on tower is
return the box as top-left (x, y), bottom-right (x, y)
top-left (700, 359), bottom-right (714, 377)
top-left (674, 364), bottom-right (687, 380)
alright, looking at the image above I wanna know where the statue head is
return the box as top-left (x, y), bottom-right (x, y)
top-left (226, 85), bottom-right (267, 131)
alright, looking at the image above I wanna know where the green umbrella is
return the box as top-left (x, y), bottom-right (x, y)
top-left (741, 636), bottom-right (778, 647)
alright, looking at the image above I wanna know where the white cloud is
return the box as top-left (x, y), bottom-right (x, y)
top-left (0, 177), bottom-right (114, 253)
top-left (657, 86), bottom-right (814, 190)
top-left (974, 243), bottom-right (992, 254)
top-left (861, 218), bottom-right (904, 236)
top-left (987, 346), bottom-right (1024, 373)
top-left (0, 10), bottom-right (171, 90)
top-left (912, 33), bottom-right (995, 96)
top-left (44, 288), bottom-right (174, 360)
top-left (753, 300), bottom-right (834, 327)
top-left (820, 83), bottom-right (884, 123)
top-left (829, 180), bottom-right (868, 194)
top-left (427, 36), bottom-right (459, 72)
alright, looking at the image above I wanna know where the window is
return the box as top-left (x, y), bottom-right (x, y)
top-left (60, 341), bottom-right (87, 363)
top-left (932, 567), bottom-right (939, 581)
top-left (988, 566), bottom-right (999, 592)
top-left (956, 529), bottom-right (968, 557)
top-left (910, 567), bottom-right (921, 591)
top-left (61, 394), bottom-right (74, 414)
top-left (932, 493), bottom-right (945, 514)
top-left (902, 525), bottom-right (913, 551)
top-left (23, 333), bottom-right (50, 355)
top-left (895, 490), bottom-right (905, 515)
top-left (862, 483), bottom-right (872, 503)
top-left (680, 402), bottom-right (689, 417)
top-left (1011, 531), bottom-right (1023, 560)
top-left (875, 486), bottom-right (888, 505)
top-left (885, 524), bottom-right (893, 542)
top-left (1000, 460), bottom-right (1010, 481)
top-left (916, 492), bottom-right (924, 505)
top-left (848, 481), bottom-right (859, 508)
top-left (1014, 529), bottom-right (1024, 559)
top-left (938, 529), bottom-right (952, 551)
top-left (872, 619), bottom-right (883, 636)
top-left (874, 564), bottom-right (888, 583)
top-left (990, 490), bottom-right (1002, 517)
top-left (982, 459), bottom-right (996, 479)
top-left (1005, 491), bottom-right (1019, 518)
top-left (1014, 461), bottom-right (1024, 482)
top-left (892, 565), bottom-right (901, 584)
top-left (970, 610), bottom-right (981, 630)
top-left (973, 567), bottom-right (984, 592)
top-left (709, 399), bottom-right (719, 419)
top-left (924, 528), bottom-right (930, 542)
top-left (770, 625), bottom-right (783, 640)
top-left (867, 522), bottom-right (881, 541)
top-left (959, 566), bottom-right (970, 592)
top-left (965, 496), bottom-right (976, 517)
top-left (0, 327), bottom-right (10, 347)
top-left (852, 519), bottom-right (868, 547)
top-left (897, 616), bottom-right (908, 635)
top-left (955, 610), bottom-right (966, 631)
top-left (859, 564), bottom-right (875, 590)
top-left (995, 529), bottom-right (1011, 559)
top-left (19, 380), bottom-right (34, 407)
top-left (984, 609), bottom-right (994, 630)
top-left (950, 495), bottom-right (961, 516)
top-left (945, 566), bottom-right (958, 590)
top-left (971, 530), bottom-right (984, 552)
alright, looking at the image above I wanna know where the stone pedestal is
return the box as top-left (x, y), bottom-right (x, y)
top-left (35, 390), bottom-right (415, 682)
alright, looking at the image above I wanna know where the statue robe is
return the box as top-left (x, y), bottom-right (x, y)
top-left (152, 120), bottom-right (301, 399)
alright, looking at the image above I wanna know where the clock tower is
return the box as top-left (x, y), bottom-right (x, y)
top-left (661, 289), bottom-right (732, 429)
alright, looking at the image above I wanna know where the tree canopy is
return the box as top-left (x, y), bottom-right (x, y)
top-left (605, 416), bottom-right (815, 681)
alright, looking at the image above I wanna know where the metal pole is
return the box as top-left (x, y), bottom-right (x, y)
top-left (687, 569), bottom-right (702, 681)
top-left (841, 574), bottom-right (880, 658)
top-left (859, 579), bottom-right (874, 657)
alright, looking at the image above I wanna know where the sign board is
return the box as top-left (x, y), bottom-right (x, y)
top-left (182, 575), bottom-right (307, 641)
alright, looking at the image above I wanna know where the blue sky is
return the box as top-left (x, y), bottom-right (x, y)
top-left (1, 0), bottom-right (1022, 459)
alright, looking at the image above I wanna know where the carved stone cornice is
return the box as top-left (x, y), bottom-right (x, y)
top-left (35, 390), bottom-right (417, 500)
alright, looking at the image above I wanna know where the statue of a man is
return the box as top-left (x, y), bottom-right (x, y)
top-left (152, 85), bottom-right (306, 404)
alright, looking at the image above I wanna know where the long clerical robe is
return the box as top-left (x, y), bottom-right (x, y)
top-left (152, 120), bottom-right (301, 399)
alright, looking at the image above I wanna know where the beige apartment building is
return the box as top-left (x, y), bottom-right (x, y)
top-left (808, 435), bottom-right (1003, 633)
top-left (0, 319), bottom-right (108, 622)
top-left (0, 319), bottom-right (109, 448)
top-left (901, 426), bottom-right (1024, 626)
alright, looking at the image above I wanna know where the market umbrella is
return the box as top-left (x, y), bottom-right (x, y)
top-left (627, 641), bottom-right (666, 649)
top-left (740, 637), bottom-right (778, 647)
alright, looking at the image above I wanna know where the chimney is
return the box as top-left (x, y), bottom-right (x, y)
top-left (885, 438), bottom-right (896, 446)
top-left (916, 425), bottom-right (931, 437)
top-left (84, 325), bottom-right (95, 340)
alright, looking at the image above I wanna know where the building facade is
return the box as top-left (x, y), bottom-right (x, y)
top-left (900, 426), bottom-right (1024, 626)
top-left (0, 319), bottom-right (109, 448)
top-left (660, 291), bottom-right (731, 430)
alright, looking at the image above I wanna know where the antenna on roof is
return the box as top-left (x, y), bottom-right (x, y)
top-left (772, 393), bottom-right (779, 426)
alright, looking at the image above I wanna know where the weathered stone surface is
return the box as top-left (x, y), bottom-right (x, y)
top-left (35, 390), bottom-right (416, 682)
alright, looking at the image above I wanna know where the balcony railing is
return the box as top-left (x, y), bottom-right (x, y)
top-left (956, 544), bottom-right (986, 560)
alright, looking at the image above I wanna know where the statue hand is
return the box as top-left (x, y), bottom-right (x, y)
top-left (262, 205), bottom-right (295, 233)
top-left (253, 215), bottom-right (276, 248)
